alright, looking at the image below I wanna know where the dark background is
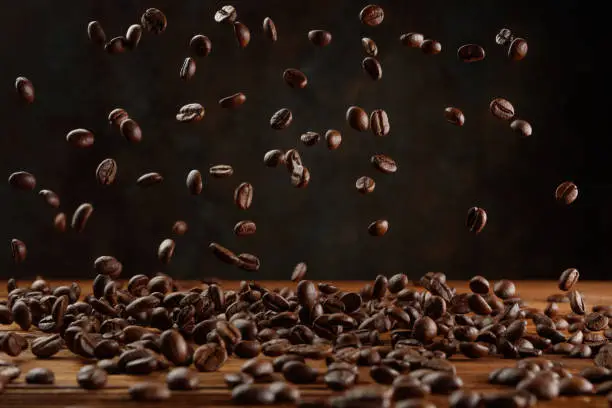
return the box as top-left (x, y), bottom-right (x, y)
top-left (0, 1), bottom-right (606, 281)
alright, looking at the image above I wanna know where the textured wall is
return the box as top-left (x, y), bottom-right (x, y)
top-left (0, 0), bottom-right (603, 280)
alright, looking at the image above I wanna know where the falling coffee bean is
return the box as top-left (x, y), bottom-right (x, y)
top-left (210, 165), bottom-right (234, 178)
top-left (190, 34), bottom-right (212, 57)
top-left (457, 44), bottom-right (485, 62)
top-left (238, 253), bottom-right (261, 271)
top-left (66, 128), bottom-right (95, 148)
top-left (569, 290), bottom-right (585, 315)
top-left (180, 57), bottom-right (196, 80)
top-left (368, 220), bottom-right (389, 236)
top-left (362, 57), bottom-right (382, 80)
top-left (264, 150), bottom-right (285, 167)
top-left (234, 220), bottom-right (257, 237)
top-left (510, 119), bottom-right (532, 137)
top-left (141, 8), bottom-right (167, 34)
top-left (167, 367), bottom-right (199, 390)
top-left (96, 158), bottom-right (117, 185)
top-left (104, 36), bottom-right (126, 54)
top-left (356, 176), bottom-right (376, 194)
top-left (370, 109), bottom-right (390, 136)
top-left (325, 129), bottom-right (342, 150)
top-left (137, 172), bottom-right (163, 187)
top-left (444, 107), bottom-right (465, 126)
top-left (72, 203), bottom-right (93, 232)
top-left (421, 39), bottom-right (442, 55)
top-left (129, 382), bottom-right (171, 401)
top-left (125, 24), bottom-right (142, 49)
top-left (8, 171), bottom-right (36, 191)
top-left (186, 170), bottom-right (203, 195)
top-left (263, 17), bottom-right (278, 41)
top-left (108, 108), bottom-right (128, 126)
top-left (361, 37), bottom-right (378, 56)
top-left (215, 5), bottom-right (237, 24)
top-left (234, 22), bottom-right (251, 48)
top-left (493, 280), bottom-right (516, 299)
top-left (292, 262), bottom-right (307, 282)
top-left (489, 98), bottom-right (515, 120)
top-left (359, 4), bottom-right (384, 26)
top-left (371, 154), bottom-right (397, 174)
top-left (346, 106), bottom-right (369, 131)
top-left (466, 207), bottom-right (487, 233)
top-left (509, 38), bottom-right (528, 61)
top-left (300, 131), bottom-right (320, 146)
top-left (270, 108), bottom-right (293, 130)
top-left (555, 181), bottom-right (578, 205)
top-left (15, 77), bottom-right (34, 103)
top-left (39, 189), bottom-right (60, 208)
top-left (94, 255), bottom-right (123, 278)
top-left (176, 103), bottom-right (205, 123)
top-left (400, 33), bottom-right (424, 48)
top-left (172, 220), bottom-right (188, 235)
top-left (120, 119), bottom-right (142, 143)
top-left (469, 276), bottom-right (490, 294)
top-left (10, 239), bottom-right (27, 263)
top-left (559, 268), bottom-right (579, 291)
top-left (219, 92), bottom-right (247, 109)
top-left (87, 21), bottom-right (106, 47)
top-left (234, 182), bottom-right (254, 210)
top-left (308, 30), bottom-right (332, 47)
top-left (283, 69), bottom-right (308, 89)
top-left (54, 213), bottom-right (67, 232)
top-left (157, 239), bottom-right (176, 264)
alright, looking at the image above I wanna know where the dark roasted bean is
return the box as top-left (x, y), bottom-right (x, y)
top-left (308, 30), bottom-right (332, 46)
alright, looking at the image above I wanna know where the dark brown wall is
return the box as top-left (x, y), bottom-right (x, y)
top-left (0, 0), bottom-right (605, 280)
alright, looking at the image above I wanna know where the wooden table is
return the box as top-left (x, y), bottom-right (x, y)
top-left (1, 280), bottom-right (611, 407)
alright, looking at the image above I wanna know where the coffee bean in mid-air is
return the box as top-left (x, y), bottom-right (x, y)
top-left (421, 39), bottom-right (442, 54)
top-left (105, 36), bottom-right (127, 54)
top-left (8, 171), bottom-right (36, 191)
top-left (264, 150), bottom-right (285, 167)
top-left (125, 24), bottom-right (142, 49)
top-left (186, 170), bottom-right (203, 195)
top-left (558, 268), bottom-right (579, 291)
top-left (39, 189), bottom-right (60, 208)
top-left (444, 107), bottom-right (465, 126)
top-left (15, 77), bottom-right (35, 103)
top-left (66, 128), bottom-right (94, 148)
top-left (359, 4), bottom-right (384, 26)
top-left (210, 165), bottom-right (234, 178)
top-left (346, 106), bottom-right (369, 131)
top-left (283, 69), bottom-right (308, 89)
top-left (270, 108), bottom-right (293, 130)
top-left (72, 203), bottom-right (94, 232)
top-left (234, 221), bottom-right (257, 237)
top-left (11, 239), bottom-right (27, 263)
top-left (300, 131), bottom-right (320, 146)
top-left (263, 17), bottom-right (278, 42)
top-left (370, 109), bottom-right (390, 136)
top-left (361, 37), bottom-right (378, 56)
top-left (510, 119), bottom-right (532, 137)
top-left (120, 119), bottom-right (142, 143)
top-left (108, 108), bottom-right (128, 126)
top-left (400, 33), bottom-right (424, 48)
top-left (96, 158), bottom-right (117, 185)
top-left (87, 21), bottom-right (106, 47)
top-left (356, 176), bottom-right (375, 194)
top-left (490, 98), bottom-right (515, 120)
top-left (368, 220), bottom-right (389, 236)
top-left (466, 207), bottom-right (487, 234)
top-left (457, 44), bottom-right (485, 62)
top-left (219, 93), bottom-right (247, 109)
top-left (509, 38), bottom-right (528, 60)
top-left (362, 57), bottom-right (382, 80)
top-left (234, 183), bottom-right (254, 210)
top-left (141, 8), bottom-right (167, 34)
top-left (371, 154), bottom-right (397, 174)
top-left (308, 30), bottom-right (332, 47)
top-left (234, 22), bottom-right (251, 48)
top-left (137, 172), bottom-right (163, 187)
top-left (176, 103), bottom-right (205, 123)
top-left (325, 130), bottom-right (342, 150)
top-left (172, 221), bottom-right (188, 236)
top-left (555, 181), bottom-right (578, 205)
top-left (215, 5), bottom-right (237, 24)
top-left (190, 35), bottom-right (212, 57)
top-left (180, 57), bottom-right (196, 80)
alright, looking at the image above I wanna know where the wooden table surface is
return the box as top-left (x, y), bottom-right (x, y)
top-left (1, 280), bottom-right (611, 407)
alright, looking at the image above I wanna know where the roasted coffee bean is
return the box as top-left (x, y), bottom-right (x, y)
top-left (283, 361), bottom-right (318, 384)
top-left (160, 329), bottom-right (190, 366)
top-left (370, 365), bottom-right (399, 384)
top-left (66, 128), bottom-right (94, 148)
top-left (225, 372), bottom-right (254, 389)
top-left (569, 290), bottom-right (586, 314)
top-left (355, 176), bottom-right (376, 194)
top-left (263, 17), bottom-right (278, 41)
top-left (368, 220), bottom-right (389, 237)
top-left (176, 103), bottom-right (205, 122)
top-left (141, 8), bottom-right (167, 34)
top-left (468, 294), bottom-right (492, 315)
top-left (300, 131), bottom-right (320, 146)
top-left (444, 107), bottom-right (465, 126)
top-left (94, 256), bottom-right (123, 279)
top-left (586, 312), bottom-right (609, 331)
top-left (105, 36), bottom-right (126, 54)
top-left (232, 383), bottom-right (275, 404)
top-left (1, 332), bottom-right (27, 356)
top-left (234, 341), bottom-right (262, 358)
top-left (108, 108), bottom-right (128, 126)
top-left (459, 342), bottom-right (489, 359)
top-left (283, 68), bottom-right (308, 89)
top-left (87, 21), bottom-right (106, 47)
top-left (185, 170), bottom-right (203, 195)
top-left (449, 390), bottom-right (481, 408)
top-left (10, 239), bottom-right (27, 263)
top-left (54, 213), bottom-right (66, 231)
top-left (77, 365), bottom-right (108, 390)
top-left (569, 344), bottom-right (592, 358)
top-left (469, 276), bottom-right (490, 294)
top-left (325, 368), bottom-right (357, 391)
top-left (190, 34), bottom-right (212, 56)
top-left (421, 39), bottom-right (442, 54)
top-left (555, 181), bottom-right (578, 205)
top-left (194, 343), bottom-right (227, 371)
top-left (362, 57), bottom-right (382, 80)
top-left (559, 376), bottom-right (594, 395)
top-left (234, 220), bottom-right (257, 237)
top-left (94, 339), bottom-right (120, 359)
top-left (325, 129), bottom-right (342, 150)
top-left (209, 242), bottom-right (240, 265)
top-left (9, 171), bottom-right (36, 191)
top-left (210, 164), bottom-right (234, 178)
top-left (346, 106), bottom-right (369, 131)
top-left (237, 253), bottom-right (261, 271)
top-left (125, 24), bottom-right (142, 49)
top-left (466, 207), bottom-right (487, 233)
top-left (129, 382), bottom-right (171, 401)
top-left (489, 98), bottom-right (515, 120)
top-left (371, 154), bottom-right (397, 174)
top-left (457, 44), bottom-right (485, 62)
top-left (413, 316), bottom-right (437, 343)
top-left (400, 32), bottom-right (424, 47)
top-left (558, 267), bottom-right (579, 291)
top-left (15, 76), bottom-right (35, 103)
top-left (308, 30), bottom-right (332, 46)
top-left (291, 262), bottom-right (307, 282)
top-left (359, 4), bottom-right (384, 26)
top-left (172, 220), bottom-right (188, 236)
top-left (180, 57), bottom-right (196, 80)
top-left (215, 5), bottom-right (237, 23)
top-left (361, 37), bottom-right (378, 56)
top-left (39, 189), bottom-right (60, 208)
top-left (270, 108), bottom-right (293, 130)
top-left (234, 182), bottom-right (254, 210)
top-left (219, 92), bottom-right (247, 109)
top-left (421, 372), bottom-right (463, 394)
top-left (31, 334), bottom-right (63, 358)
top-left (509, 38), bottom-right (528, 61)
top-left (96, 158), bottom-right (117, 185)
top-left (517, 373), bottom-right (560, 400)
top-left (233, 21), bottom-right (251, 48)
top-left (510, 119), bottom-right (532, 137)
top-left (120, 119), bottom-right (142, 143)
top-left (370, 109), bottom-right (390, 136)
top-left (25, 368), bottom-right (55, 384)
top-left (137, 172), bottom-right (163, 187)
top-left (493, 280), bottom-right (516, 299)
top-left (269, 381), bottom-right (300, 403)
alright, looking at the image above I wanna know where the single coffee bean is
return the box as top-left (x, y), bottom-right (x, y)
top-left (469, 276), bottom-right (490, 294)
top-left (466, 207), bottom-right (487, 233)
top-left (157, 239), bottom-right (176, 264)
top-left (510, 119), bottom-right (532, 137)
top-left (238, 253), bottom-right (261, 271)
top-left (371, 154), bottom-right (397, 174)
top-left (444, 107), bottom-right (465, 126)
top-left (290, 262), bottom-right (308, 282)
top-left (225, 372), bottom-right (254, 389)
top-left (39, 189), bottom-right (60, 208)
top-left (346, 106), bottom-right (369, 131)
top-left (270, 108), bottom-right (293, 130)
top-left (241, 358), bottom-right (274, 378)
top-left (232, 383), bottom-right (275, 404)
top-left (87, 21), bottom-right (106, 47)
top-left (569, 290), bottom-right (586, 315)
top-left (368, 220), bottom-right (389, 237)
top-left (71, 203), bottom-right (93, 232)
top-left (263, 17), bottom-right (278, 41)
top-left (371, 365), bottom-right (399, 384)
top-left (413, 316), bottom-right (437, 343)
top-left (77, 365), bottom-right (107, 390)
top-left (355, 176), bottom-right (375, 194)
top-left (54, 213), bottom-right (67, 232)
top-left (509, 38), bottom-right (528, 61)
top-left (190, 34), bottom-right (212, 56)
top-left (559, 376), bottom-right (594, 395)
top-left (194, 343), bottom-right (228, 371)
top-left (210, 164), bottom-right (234, 178)
top-left (421, 39), bottom-right (442, 55)
top-left (400, 32), bottom-right (424, 47)
top-left (160, 329), bottom-right (190, 366)
top-left (555, 181), bottom-right (578, 205)
top-left (421, 372), bottom-right (463, 395)
top-left (180, 57), bottom-right (196, 80)
top-left (308, 30), bottom-right (332, 46)
top-left (370, 109), bottom-right (390, 136)
top-left (233, 21), bottom-right (251, 48)
top-left (94, 256), bottom-right (122, 278)
top-left (215, 5), bottom-right (237, 23)
top-left (569, 344), bottom-right (593, 359)
top-left (108, 108), bottom-right (128, 126)
top-left (300, 131), bottom-right (320, 146)
top-left (362, 37), bottom-right (378, 56)
top-left (209, 242), bottom-right (240, 265)
top-left (167, 367), bottom-right (199, 390)
top-left (234, 341), bottom-right (262, 359)
top-left (325, 129), bottom-right (342, 150)
top-left (15, 77), bottom-right (35, 103)
top-left (176, 103), bottom-right (205, 122)
top-left (359, 4), bottom-right (384, 26)
top-left (125, 24), bottom-right (142, 49)
top-left (283, 361), bottom-right (318, 384)
top-left (66, 128), bottom-right (94, 148)
top-left (234, 182), bottom-right (254, 210)
top-left (172, 220), bottom-right (188, 235)
top-left (234, 220), bottom-right (257, 237)
top-left (186, 170), bottom-right (203, 195)
top-left (489, 98), bottom-right (515, 120)
top-left (362, 57), bottom-right (382, 80)
top-left (449, 390), bottom-right (481, 408)
top-left (457, 44), bottom-right (485, 62)
top-left (8, 171), bottom-right (36, 191)
top-left (468, 294), bottom-right (492, 315)
top-left (96, 158), bottom-right (118, 185)
top-left (493, 280), bottom-right (516, 299)
top-left (25, 368), bottom-right (55, 384)
top-left (104, 36), bottom-right (126, 54)
top-left (126, 358), bottom-right (158, 376)
top-left (1, 332), bottom-right (27, 356)
top-left (460, 342), bottom-right (489, 358)
top-left (120, 119), bottom-right (143, 143)
top-left (264, 150), bottom-right (285, 167)
top-left (129, 382), bottom-right (171, 401)
top-left (219, 92), bottom-right (247, 109)
top-left (283, 69), bottom-right (308, 89)
top-left (137, 172), bottom-right (163, 187)
top-left (141, 8), bottom-right (167, 34)
top-left (586, 312), bottom-right (609, 331)
top-left (10, 239), bottom-right (27, 263)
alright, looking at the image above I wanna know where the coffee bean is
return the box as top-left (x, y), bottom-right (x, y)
top-left (232, 383), bottom-right (275, 404)
top-left (413, 316), bottom-right (437, 343)
top-left (172, 220), bottom-right (188, 235)
top-left (66, 128), bottom-right (95, 148)
top-left (94, 255), bottom-right (123, 278)
top-left (468, 276), bottom-right (490, 294)
top-left (39, 189), bottom-right (60, 208)
top-left (54, 212), bottom-right (67, 232)
top-left (559, 376), bottom-right (594, 395)
top-left (10, 239), bottom-right (26, 263)
top-left (141, 8), bottom-right (167, 34)
top-left (368, 220), bottom-right (389, 237)
top-left (8, 171), bottom-right (36, 191)
top-left (449, 390), bottom-right (480, 408)
top-left (444, 107), bottom-right (465, 126)
top-left (194, 343), bottom-right (228, 371)
top-left (120, 119), bottom-right (142, 143)
top-left (346, 106), bottom-right (369, 131)
top-left (25, 368), bottom-right (55, 384)
top-left (129, 382), bottom-right (171, 401)
top-left (421, 39), bottom-right (442, 55)
top-left (238, 253), bottom-right (261, 271)
top-left (209, 242), bottom-right (240, 265)
top-left (517, 373), bottom-right (559, 400)
top-left (1, 332), bottom-right (27, 356)
top-left (569, 344), bottom-right (593, 358)
top-left (355, 176), bottom-right (376, 194)
top-left (77, 365), bottom-right (107, 390)
top-left (263, 17), bottom-right (278, 41)
top-left (94, 339), bottom-right (120, 360)
top-left (510, 119), bottom-right (532, 137)
top-left (158, 239), bottom-right (176, 264)
top-left (210, 164), bottom-right (234, 178)
top-left (400, 32), bottom-right (424, 48)
top-left (361, 37), bottom-right (378, 56)
top-left (108, 108), bottom-right (128, 126)
top-left (370, 109), bottom-right (390, 136)
top-left (308, 30), bottom-right (332, 46)
top-left (137, 172), bottom-right (163, 187)
top-left (325, 129), bottom-right (342, 150)
top-left (421, 372), bottom-right (463, 395)
top-left (569, 290), bottom-right (585, 315)
top-left (180, 57), bottom-right (196, 80)
top-left (292, 167), bottom-right (310, 189)
top-left (234, 182), bottom-right (254, 209)
top-left (459, 342), bottom-right (489, 359)
top-left (233, 21), bottom-right (251, 48)
top-left (190, 34), bottom-right (212, 56)
top-left (176, 103), bottom-right (205, 122)
top-left (468, 294), bottom-right (492, 315)
top-left (291, 262), bottom-right (308, 282)
top-left (166, 367), bottom-right (199, 390)
top-left (234, 220), bottom-right (257, 237)
top-left (15, 76), bottom-right (34, 103)
top-left (586, 312), bottom-right (608, 331)
top-left (283, 69), bottom-right (308, 89)
top-left (160, 329), bottom-right (190, 366)
top-left (96, 158), bottom-right (118, 185)
top-left (370, 155), bottom-right (397, 175)
top-left (457, 44), bottom-right (485, 62)
top-left (186, 170), bottom-right (203, 195)
top-left (215, 5), bottom-right (237, 23)
top-left (466, 207), bottom-right (487, 233)
top-left (234, 341), bottom-right (262, 359)
top-left (87, 21), bottom-right (106, 47)
top-left (283, 361), bottom-right (318, 384)
top-left (71, 203), bottom-right (93, 232)
top-left (300, 131), bottom-right (320, 146)
top-left (270, 108), bottom-right (293, 130)
top-left (555, 181), bottom-right (578, 205)
top-left (489, 98), bottom-right (515, 120)
top-left (509, 38), bottom-right (528, 60)
top-left (218, 93), bottom-right (246, 110)
top-left (104, 36), bottom-right (126, 54)
top-left (493, 279), bottom-right (516, 299)
top-left (125, 24), bottom-right (142, 49)
top-left (362, 57), bottom-right (382, 80)
top-left (359, 5), bottom-right (384, 26)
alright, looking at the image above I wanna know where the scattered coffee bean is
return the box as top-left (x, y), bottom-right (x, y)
top-left (370, 109), bottom-right (390, 136)
top-left (186, 170), bottom-right (203, 195)
top-left (558, 268), bottom-right (579, 291)
top-left (300, 131), bottom-right (320, 146)
top-left (270, 108), bottom-right (293, 130)
top-left (359, 5), bottom-right (384, 26)
top-left (180, 57), bottom-right (196, 80)
top-left (421, 39), bottom-right (442, 54)
top-left (234, 21), bottom-right (251, 48)
top-left (362, 57), bottom-right (382, 80)
top-left (238, 253), bottom-right (261, 271)
top-left (108, 108), bottom-right (128, 126)
top-left (219, 92), bottom-right (247, 109)
top-left (308, 30), bottom-right (332, 47)
top-left (25, 367), bottom-right (55, 384)
top-left (400, 32), bottom-right (424, 47)
top-left (368, 220), bottom-right (389, 236)
top-left (96, 158), bottom-right (118, 185)
top-left (283, 361), bottom-right (318, 384)
top-left (66, 128), bottom-right (94, 148)
top-left (490, 98), bottom-right (515, 120)
top-left (346, 106), bottom-right (369, 131)
top-left (361, 37), bottom-right (378, 56)
top-left (125, 24), bottom-right (142, 49)
top-left (39, 189), bottom-right (60, 208)
top-left (77, 365), bottom-right (107, 390)
top-left (209, 242), bottom-right (240, 265)
top-left (371, 154), bottom-right (397, 174)
top-left (10, 239), bottom-right (27, 263)
top-left (54, 212), bottom-right (67, 232)
top-left (176, 103), bottom-right (205, 122)
top-left (210, 164), bottom-right (234, 178)
top-left (234, 182), bottom-right (254, 210)
top-left (325, 129), bottom-right (342, 150)
top-left (457, 44), bottom-right (485, 62)
top-left (555, 181), bottom-right (578, 205)
top-left (190, 34), bottom-right (212, 56)
top-left (167, 367), bottom-right (199, 390)
top-left (104, 36), bottom-right (126, 54)
top-left (172, 220), bottom-right (188, 235)
top-left (509, 38), bottom-right (528, 61)
top-left (444, 107), bottom-right (465, 126)
top-left (137, 172), bottom-right (163, 187)
top-left (141, 8), bottom-right (167, 34)
top-left (71, 203), bottom-right (93, 232)
top-left (493, 280), bottom-right (516, 299)
top-left (234, 220), bottom-right (257, 237)
top-left (263, 17), bottom-right (278, 42)
top-left (120, 119), bottom-right (143, 143)
top-left (291, 262), bottom-right (308, 282)
top-left (510, 119), bottom-right (532, 137)
top-left (129, 382), bottom-right (171, 401)
top-left (283, 69), bottom-right (308, 89)
top-left (157, 239), bottom-right (176, 264)
top-left (15, 76), bottom-right (35, 103)
top-left (94, 255), bottom-right (123, 278)
top-left (356, 176), bottom-right (376, 194)
top-left (569, 290), bottom-right (586, 315)
top-left (87, 21), bottom-right (106, 47)
top-left (194, 343), bottom-right (228, 371)
top-left (8, 171), bottom-right (36, 191)
top-left (466, 207), bottom-right (487, 233)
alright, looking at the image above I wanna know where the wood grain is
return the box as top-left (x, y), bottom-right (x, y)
top-left (1, 280), bottom-right (611, 407)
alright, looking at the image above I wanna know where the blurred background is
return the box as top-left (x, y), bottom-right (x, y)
top-left (0, 0), bottom-right (605, 281)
